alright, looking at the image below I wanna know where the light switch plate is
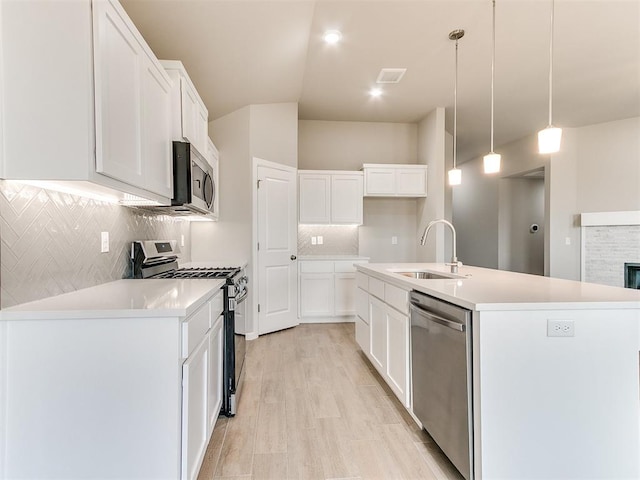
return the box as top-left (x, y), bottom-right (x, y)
top-left (311, 236), bottom-right (317, 245)
top-left (100, 232), bottom-right (109, 253)
top-left (392, 236), bottom-right (398, 245)
top-left (317, 236), bottom-right (323, 245)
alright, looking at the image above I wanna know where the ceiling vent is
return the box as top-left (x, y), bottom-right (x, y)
top-left (376, 68), bottom-right (407, 84)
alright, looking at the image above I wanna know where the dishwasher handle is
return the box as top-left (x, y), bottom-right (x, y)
top-left (410, 303), bottom-right (465, 332)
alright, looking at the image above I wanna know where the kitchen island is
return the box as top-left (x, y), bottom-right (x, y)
top-left (355, 263), bottom-right (640, 479)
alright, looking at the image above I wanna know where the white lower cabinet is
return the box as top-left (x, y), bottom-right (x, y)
top-left (299, 273), bottom-right (334, 316)
top-left (207, 315), bottom-right (224, 436)
top-left (1, 287), bottom-right (225, 480)
top-left (298, 259), bottom-right (368, 319)
top-left (356, 272), bottom-right (411, 407)
top-left (182, 335), bottom-right (209, 480)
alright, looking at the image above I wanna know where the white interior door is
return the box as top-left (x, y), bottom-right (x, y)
top-left (257, 163), bottom-right (298, 335)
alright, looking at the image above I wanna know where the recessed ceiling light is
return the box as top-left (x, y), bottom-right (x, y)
top-left (323, 30), bottom-right (342, 45)
top-left (369, 87), bottom-right (383, 98)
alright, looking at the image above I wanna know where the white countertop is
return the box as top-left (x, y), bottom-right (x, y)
top-left (0, 279), bottom-right (225, 320)
top-left (298, 255), bottom-right (369, 261)
top-left (358, 263), bottom-right (640, 311)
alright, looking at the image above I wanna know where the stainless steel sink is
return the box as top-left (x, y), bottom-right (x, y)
top-left (395, 271), bottom-right (454, 280)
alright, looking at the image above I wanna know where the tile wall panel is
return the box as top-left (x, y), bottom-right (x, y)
top-left (0, 181), bottom-right (191, 308)
top-left (583, 225), bottom-right (640, 287)
top-left (298, 225), bottom-right (359, 256)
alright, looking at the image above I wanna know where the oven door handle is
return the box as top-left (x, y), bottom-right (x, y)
top-left (229, 290), bottom-right (248, 311)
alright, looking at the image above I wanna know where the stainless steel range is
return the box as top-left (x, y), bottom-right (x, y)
top-left (131, 240), bottom-right (247, 416)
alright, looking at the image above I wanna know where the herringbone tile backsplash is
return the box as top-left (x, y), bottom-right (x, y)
top-left (0, 181), bottom-right (191, 308)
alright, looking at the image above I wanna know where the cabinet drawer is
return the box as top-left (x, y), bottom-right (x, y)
top-left (356, 287), bottom-right (369, 323)
top-left (356, 272), bottom-right (369, 290)
top-left (334, 260), bottom-right (361, 273)
top-left (300, 261), bottom-right (334, 273)
top-left (369, 277), bottom-right (385, 300)
top-left (209, 290), bottom-right (224, 328)
top-left (182, 302), bottom-right (210, 358)
top-left (385, 283), bottom-right (409, 315)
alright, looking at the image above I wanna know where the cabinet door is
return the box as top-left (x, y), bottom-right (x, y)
top-left (355, 315), bottom-right (370, 354)
top-left (207, 315), bottom-right (223, 437)
top-left (364, 168), bottom-right (395, 196)
top-left (356, 287), bottom-right (369, 322)
top-left (299, 273), bottom-right (334, 317)
top-left (331, 174), bottom-right (363, 224)
top-left (180, 78), bottom-right (199, 146)
top-left (196, 104), bottom-right (209, 156)
top-left (396, 168), bottom-right (427, 196)
top-left (386, 306), bottom-right (410, 407)
top-left (182, 335), bottom-right (209, 480)
top-left (93, 0), bottom-right (143, 186)
top-left (207, 139), bottom-right (220, 219)
top-left (369, 295), bottom-right (387, 374)
top-left (334, 273), bottom-right (356, 316)
top-left (141, 54), bottom-right (173, 198)
top-left (299, 174), bottom-right (331, 223)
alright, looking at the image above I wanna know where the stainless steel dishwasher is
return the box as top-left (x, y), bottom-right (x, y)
top-left (410, 291), bottom-right (473, 480)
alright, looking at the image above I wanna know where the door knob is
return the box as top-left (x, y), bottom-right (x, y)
top-left (290, 255), bottom-right (297, 261)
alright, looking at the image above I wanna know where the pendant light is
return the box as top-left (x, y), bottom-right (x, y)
top-left (538, 0), bottom-right (562, 154)
top-left (448, 29), bottom-right (464, 186)
top-left (484, 0), bottom-right (501, 174)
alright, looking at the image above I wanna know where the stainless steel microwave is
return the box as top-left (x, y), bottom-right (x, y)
top-left (170, 141), bottom-right (216, 215)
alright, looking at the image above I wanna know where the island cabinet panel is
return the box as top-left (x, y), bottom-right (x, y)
top-left (474, 309), bottom-right (640, 480)
top-left (354, 271), bottom-right (412, 408)
top-left (369, 295), bottom-right (387, 373)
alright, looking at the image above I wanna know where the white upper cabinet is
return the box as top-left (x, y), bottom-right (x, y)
top-left (207, 138), bottom-right (220, 220)
top-left (299, 171), bottom-right (363, 225)
top-left (362, 164), bottom-right (428, 197)
top-left (160, 60), bottom-right (209, 158)
top-left (0, 0), bottom-right (173, 204)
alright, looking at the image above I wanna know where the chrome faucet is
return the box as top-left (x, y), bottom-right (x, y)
top-left (420, 219), bottom-right (460, 273)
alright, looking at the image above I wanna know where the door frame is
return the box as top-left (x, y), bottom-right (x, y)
top-left (251, 157), bottom-right (298, 339)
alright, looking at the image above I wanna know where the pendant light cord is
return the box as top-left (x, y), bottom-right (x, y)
top-left (453, 38), bottom-right (458, 169)
top-left (490, 0), bottom-right (496, 153)
top-left (548, 0), bottom-right (554, 127)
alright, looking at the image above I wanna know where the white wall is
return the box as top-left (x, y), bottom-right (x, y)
top-left (498, 178), bottom-right (545, 275)
top-left (250, 103), bottom-right (298, 168)
top-left (576, 116), bottom-right (640, 212)
top-left (359, 198), bottom-right (417, 263)
top-left (298, 120), bottom-right (417, 170)
top-left (453, 116), bottom-right (640, 280)
top-left (299, 119), bottom-right (421, 262)
top-left (192, 103), bottom-right (299, 336)
top-left (416, 107), bottom-right (452, 262)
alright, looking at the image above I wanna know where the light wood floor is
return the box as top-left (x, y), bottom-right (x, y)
top-left (197, 323), bottom-right (464, 480)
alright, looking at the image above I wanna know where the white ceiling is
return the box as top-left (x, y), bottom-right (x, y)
top-left (121, 0), bottom-right (640, 163)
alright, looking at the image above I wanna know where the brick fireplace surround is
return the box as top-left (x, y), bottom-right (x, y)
top-left (581, 211), bottom-right (640, 288)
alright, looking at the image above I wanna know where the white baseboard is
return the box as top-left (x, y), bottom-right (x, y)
top-left (299, 315), bottom-right (356, 324)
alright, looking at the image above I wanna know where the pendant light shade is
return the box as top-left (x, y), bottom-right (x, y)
top-left (484, 0), bottom-right (501, 174)
top-left (538, 0), bottom-right (562, 154)
top-left (483, 153), bottom-right (501, 174)
top-left (448, 168), bottom-right (462, 186)
top-left (448, 29), bottom-right (465, 187)
top-left (538, 126), bottom-right (562, 154)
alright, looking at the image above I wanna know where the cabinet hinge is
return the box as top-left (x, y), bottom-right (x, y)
top-left (258, 304), bottom-right (261, 313)
top-left (257, 242), bottom-right (260, 251)
top-left (257, 179), bottom-right (262, 189)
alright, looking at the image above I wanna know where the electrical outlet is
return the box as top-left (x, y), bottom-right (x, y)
top-left (392, 236), bottom-right (398, 245)
top-left (317, 236), bottom-right (323, 245)
top-left (565, 237), bottom-right (571, 246)
top-left (547, 320), bottom-right (575, 337)
top-left (100, 232), bottom-right (109, 253)
top-left (311, 236), bottom-right (317, 245)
